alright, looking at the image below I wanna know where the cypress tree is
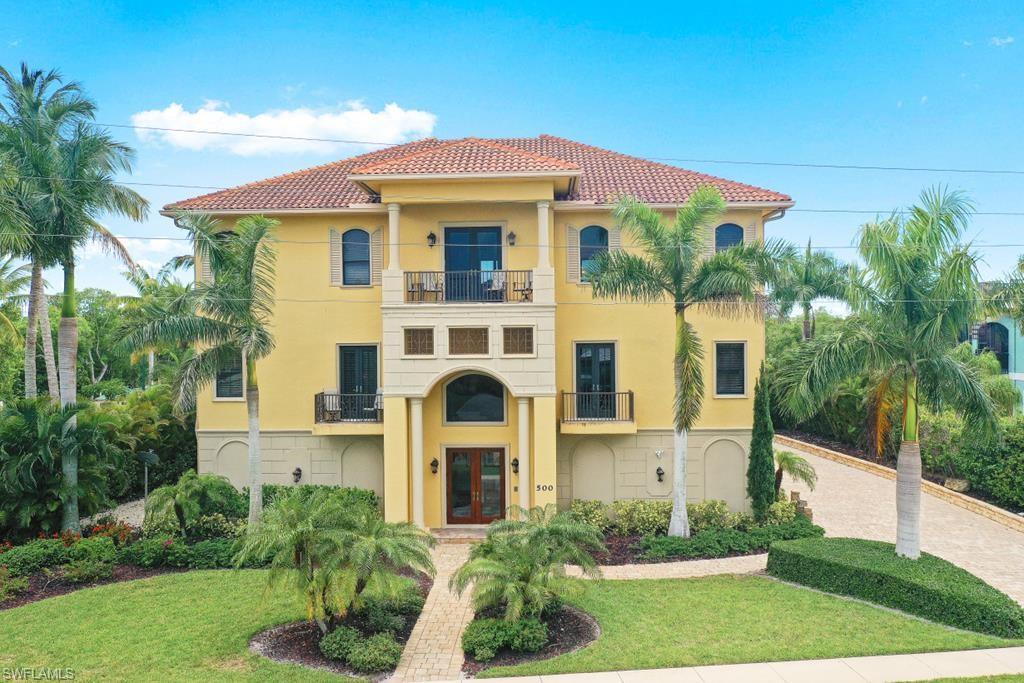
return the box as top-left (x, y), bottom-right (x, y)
top-left (747, 362), bottom-right (776, 522)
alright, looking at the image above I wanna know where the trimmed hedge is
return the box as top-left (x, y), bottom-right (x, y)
top-left (260, 485), bottom-right (379, 510)
top-left (461, 617), bottom-right (548, 661)
top-left (767, 537), bottom-right (1024, 638)
top-left (0, 539), bottom-right (69, 577)
top-left (640, 517), bottom-right (823, 561)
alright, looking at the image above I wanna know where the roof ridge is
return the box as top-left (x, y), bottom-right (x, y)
top-left (351, 136), bottom-right (579, 174)
top-left (350, 137), bottom-right (470, 174)
top-left (466, 137), bottom-right (581, 170)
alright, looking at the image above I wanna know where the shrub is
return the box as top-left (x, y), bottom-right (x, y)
top-left (318, 625), bottom-right (361, 662)
top-left (188, 539), bottom-right (238, 569)
top-left (461, 618), bottom-right (549, 661)
top-left (747, 364), bottom-right (777, 521)
top-left (346, 632), bottom-right (402, 673)
top-left (186, 513), bottom-right (246, 541)
top-left (611, 500), bottom-right (672, 536)
top-left (0, 566), bottom-right (29, 601)
top-left (85, 520), bottom-right (135, 546)
top-left (62, 558), bottom-right (114, 584)
top-left (360, 577), bottom-right (425, 630)
top-left (363, 606), bottom-right (405, 634)
top-left (118, 535), bottom-right (191, 568)
top-left (260, 484), bottom-right (379, 511)
top-left (0, 539), bottom-right (69, 577)
top-left (67, 536), bottom-right (117, 565)
top-left (766, 500), bottom-right (798, 525)
top-left (640, 517), bottom-right (824, 561)
top-left (145, 470), bottom-right (246, 538)
top-left (569, 500), bottom-right (611, 531)
top-left (687, 500), bottom-right (737, 534)
top-left (767, 537), bottom-right (1024, 638)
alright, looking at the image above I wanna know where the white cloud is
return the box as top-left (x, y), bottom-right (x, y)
top-left (130, 100), bottom-right (437, 156)
top-left (990, 36), bottom-right (1015, 47)
top-left (962, 40), bottom-right (973, 47)
top-left (920, 95), bottom-right (929, 105)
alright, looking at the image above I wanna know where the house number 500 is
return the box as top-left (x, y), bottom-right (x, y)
top-left (536, 484), bottom-right (554, 492)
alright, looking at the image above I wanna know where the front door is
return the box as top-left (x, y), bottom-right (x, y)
top-left (446, 448), bottom-right (506, 524)
top-left (575, 342), bottom-right (616, 419)
top-left (339, 345), bottom-right (378, 419)
top-left (444, 227), bottom-right (503, 301)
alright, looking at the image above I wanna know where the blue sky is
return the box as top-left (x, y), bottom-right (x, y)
top-left (1, 0), bottom-right (1022, 293)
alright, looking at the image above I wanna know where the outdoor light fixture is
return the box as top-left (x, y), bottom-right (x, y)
top-left (427, 232), bottom-right (437, 247)
top-left (507, 231), bottom-right (517, 246)
top-left (430, 458), bottom-right (439, 474)
top-left (655, 466), bottom-right (665, 483)
top-left (292, 467), bottom-right (303, 484)
top-left (511, 458), bottom-right (519, 474)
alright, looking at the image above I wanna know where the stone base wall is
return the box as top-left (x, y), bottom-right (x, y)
top-left (555, 428), bottom-right (752, 512)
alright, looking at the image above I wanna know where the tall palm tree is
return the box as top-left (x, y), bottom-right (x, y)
top-left (776, 187), bottom-right (996, 558)
top-left (773, 239), bottom-right (847, 339)
top-left (120, 213), bottom-right (278, 525)
top-left (121, 263), bottom-right (191, 387)
top-left (587, 186), bottom-right (783, 537)
top-left (0, 256), bottom-right (31, 342)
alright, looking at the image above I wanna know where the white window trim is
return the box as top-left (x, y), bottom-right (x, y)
top-left (401, 326), bottom-right (437, 360)
top-left (500, 324), bottom-right (538, 358)
top-left (713, 340), bottom-right (748, 398)
top-left (445, 325), bottom-right (492, 359)
top-left (213, 354), bottom-right (246, 402)
top-left (336, 226), bottom-right (374, 288)
top-left (578, 224), bottom-right (611, 286)
top-left (442, 373), bottom-right (509, 426)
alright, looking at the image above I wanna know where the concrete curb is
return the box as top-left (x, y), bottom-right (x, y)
top-left (775, 434), bottom-right (1024, 535)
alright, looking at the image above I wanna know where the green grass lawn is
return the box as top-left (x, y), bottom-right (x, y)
top-left (481, 575), bottom-right (1024, 678)
top-left (0, 570), bottom-right (348, 682)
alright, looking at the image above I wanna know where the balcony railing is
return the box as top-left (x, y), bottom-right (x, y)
top-left (561, 391), bottom-right (635, 422)
top-left (404, 270), bottom-right (533, 303)
top-left (314, 392), bottom-right (383, 423)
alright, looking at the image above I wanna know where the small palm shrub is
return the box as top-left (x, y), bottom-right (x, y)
top-left (774, 450), bottom-right (817, 496)
top-left (144, 470), bottom-right (244, 539)
top-left (451, 505), bottom-right (603, 622)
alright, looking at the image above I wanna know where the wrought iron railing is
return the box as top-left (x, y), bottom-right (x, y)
top-left (314, 392), bottom-right (382, 423)
top-left (561, 391), bottom-right (634, 422)
top-left (404, 270), bottom-right (533, 303)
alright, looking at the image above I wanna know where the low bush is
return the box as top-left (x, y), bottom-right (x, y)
top-left (188, 539), bottom-right (237, 569)
top-left (67, 536), bottom-right (117, 565)
top-left (0, 539), bottom-right (69, 577)
top-left (767, 537), bottom-right (1024, 638)
top-left (597, 499), bottom-right (758, 537)
top-left (640, 517), bottom-right (824, 561)
top-left (346, 632), bottom-right (402, 673)
top-left (766, 500), bottom-right (798, 525)
top-left (84, 520), bottom-right (135, 546)
top-left (569, 500), bottom-right (612, 531)
top-left (260, 484), bottom-right (379, 511)
top-left (186, 513), bottom-right (246, 541)
top-left (0, 566), bottom-right (28, 601)
top-left (118, 535), bottom-right (191, 568)
top-left (62, 558), bottom-right (114, 584)
top-left (319, 625), bottom-right (361, 662)
top-left (461, 617), bottom-right (549, 661)
top-left (611, 500), bottom-right (672, 536)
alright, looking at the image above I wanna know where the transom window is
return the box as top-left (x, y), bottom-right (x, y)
top-left (448, 327), bottom-right (489, 355)
top-left (502, 326), bottom-right (534, 355)
top-left (714, 224), bottom-right (744, 253)
top-left (342, 228), bottom-right (371, 285)
top-left (215, 353), bottom-right (243, 399)
top-left (404, 328), bottom-right (434, 356)
top-left (579, 226), bottom-right (609, 281)
top-left (445, 374), bottom-right (505, 423)
top-left (715, 342), bottom-right (746, 396)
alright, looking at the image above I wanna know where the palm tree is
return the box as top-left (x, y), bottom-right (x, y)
top-left (0, 256), bottom-right (31, 342)
top-left (773, 239), bottom-right (847, 339)
top-left (776, 187), bottom-right (997, 559)
top-left (121, 264), bottom-right (192, 387)
top-left (586, 186), bottom-right (784, 537)
top-left (774, 450), bottom-right (817, 496)
top-left (120, 213), bottom-right (278, 525)
top-left (143, 470), bottom-right (239, 539)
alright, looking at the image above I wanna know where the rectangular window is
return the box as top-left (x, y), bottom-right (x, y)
top-left (404, 328), bottom-right (434, 356)
top-left (502, 326), bottom-right (534, 355)
top-left (449, 327), bottom-right (489, 356)
top-left (215, 354), bottom-right (244, 399)
top-left (715, 342), bottom-right (746, 396)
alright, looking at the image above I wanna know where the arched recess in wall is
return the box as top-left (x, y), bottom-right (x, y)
top-left (703, 438), bottom-right (748, 511)
top-left (341, 439), bottom-right (384, 497)
top-left (214, 439), bottom-right (249, 489)
top-left (571, 439), bottom-right (615, 503)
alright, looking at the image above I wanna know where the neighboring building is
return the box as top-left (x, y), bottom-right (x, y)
top-left (974, 315), bottom-right (1024, 407)
top-left (165, 135), bottom-right (793, 526)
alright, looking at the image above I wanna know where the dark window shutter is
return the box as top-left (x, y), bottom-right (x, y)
top-left (715, 343), bottom-right (745, 395)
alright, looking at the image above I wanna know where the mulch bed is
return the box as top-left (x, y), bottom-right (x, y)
top-left (461, 605), bottom-right (600, 676)
top-left (248, 572), bottom-right (433, 681)
top-left (592, 534), bottom-right (646, 565)
top-left (1, 565), bottom-right (182, 611)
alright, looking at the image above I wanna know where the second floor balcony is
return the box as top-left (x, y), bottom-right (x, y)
top-left (560, 390), bottom-right (637, 434)
top-left (404, 269), bottom-right (533, 304)
top-left (314, 392), bottom-right (383, 424)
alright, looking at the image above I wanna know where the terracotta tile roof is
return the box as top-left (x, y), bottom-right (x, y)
top-left (166, 135), bottom-right (790, 211)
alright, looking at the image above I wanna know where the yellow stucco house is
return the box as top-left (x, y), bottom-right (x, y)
top-left (165, 135), bottom-right (793, 527)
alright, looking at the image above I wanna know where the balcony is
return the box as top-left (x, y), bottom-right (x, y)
top-left (404, 270), bottom-right (533, 303)
top-left (560, 391), bottom-right (637, 434)
top-left (313, 392), bottom-right (383, 435)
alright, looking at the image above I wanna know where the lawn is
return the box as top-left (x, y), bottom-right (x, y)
top-left (481, 575), bottom-right (1024, 678)
top-left (0, 570), bottom-right (347, 682)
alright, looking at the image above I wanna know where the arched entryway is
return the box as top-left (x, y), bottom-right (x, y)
top-left (977, 321), bottom-right (1010, 373)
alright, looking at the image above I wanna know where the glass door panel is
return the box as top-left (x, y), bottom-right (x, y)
top-left (444, 227), bottom-right (503, 301)
top-left (576, 343), bottom-right (616, 419)
top-left (447, 451), bottom-right (474, 523)
top-left (479, 450), bottom-right (504, 521)
top-left (339, 345), bottom-right (378, 419)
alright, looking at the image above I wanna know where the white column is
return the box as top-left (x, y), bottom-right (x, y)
top-left (536, 200), bottom-right (551, 269)
top-left (387, 203), bottom-right (401, 271)
top-left (517, 397), bottom-right (531, 511)
top-left (410, 397), bottom-right (424, 528)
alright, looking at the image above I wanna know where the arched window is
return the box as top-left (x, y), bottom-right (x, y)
top-left (715, 224), bottom-right (744, 252)
top-left (342, 229), bottom-right (371, 285)
top-left (580, 225), bottom-right (609, 281)
top-left (445, 374), bottom-right (505, 423)
top-left (977, 321), bottom-right (1010, 374)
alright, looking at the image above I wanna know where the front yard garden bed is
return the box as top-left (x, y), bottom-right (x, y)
top-left (1, 564), bottom-right (179, 611)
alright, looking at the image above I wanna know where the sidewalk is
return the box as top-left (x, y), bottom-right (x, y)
top-left (466, 646), bottom-right (1024, 683)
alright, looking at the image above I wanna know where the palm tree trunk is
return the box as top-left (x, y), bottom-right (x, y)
top-left (147, 350), bottom-right (155, 388)
top-left (802, 303), bottom-right (812, 341)
top-left (23, 261), bottom-right (40, 399)
top-left (246, 359), bottom-right (263, 526)
top-left (37, 270), bottom-right (59, 400)
top-left (895, 374), bottom-right (921, 559)
top-left (667, 309), bottom-right (692, 538)
top-left (58, 261), bottom-right (80, 533)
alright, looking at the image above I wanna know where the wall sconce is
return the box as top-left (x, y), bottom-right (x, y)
top-left (292, 467), bottom-right (303, 484)
top-left (427, 232), bottom-right (437, 248)
top-left (511, 458), bottom-right (519, 474)
top-left (430, 458), bottom-right (439, 474)
top-left (506, 231), bottom-right (517, 246)
top-left (655, 466), bottom-right (665, 483)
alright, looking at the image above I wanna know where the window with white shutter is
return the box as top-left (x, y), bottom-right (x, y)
top-left (715, 342), bottom-right (746, 396)
top-left (566, 225), bottom-right (580, 282)
top-left (370, 228), bottom-right (383, 285)
top-left (714, 224), bottom-right (744, 253)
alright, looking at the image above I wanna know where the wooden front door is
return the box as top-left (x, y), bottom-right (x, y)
top-left (446, 448), bottom-right (506, 524)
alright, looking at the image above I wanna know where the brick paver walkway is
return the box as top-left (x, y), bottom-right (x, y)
top-left (391, 543), bottom-right (474, 682)
top-left (779, 440), bottom-right (1024, 605)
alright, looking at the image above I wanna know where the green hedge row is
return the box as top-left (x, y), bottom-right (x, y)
top-left (640, 517), bottom-right (823, 561)
top-left (767, 537), bottom-right (1024, 638)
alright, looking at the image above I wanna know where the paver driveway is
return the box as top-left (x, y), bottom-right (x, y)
top-left (779, 441), bottom-right (1024, 605)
